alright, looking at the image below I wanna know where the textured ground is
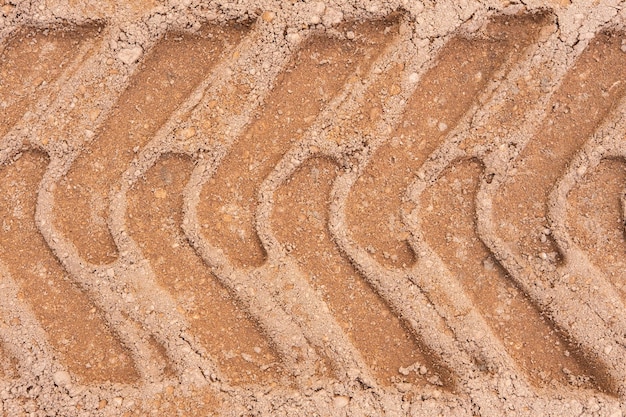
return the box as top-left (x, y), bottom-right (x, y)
top-left (2, 0), bottom-right (626, 415)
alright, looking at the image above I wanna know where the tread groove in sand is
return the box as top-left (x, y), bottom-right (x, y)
top-left (54, 25), bottom-right (245, 265)
top-left (567, 159), bottom-right (626, 300)
top-left (4, 1), bottom-right (626, 415)
top-left (198, 20), bottom-right (394, 269)
top-left (272, 157), bottom-right (449, 387)
top-left (333, 11), bottom-right (553, 392)
top-left (0, 151), bottom-right (136, 383)
top-left (420, 159), bottom-right (600, 389)
top-left (480, 30), bottom-right (626, 396)
top-left (347, 13), bottom-right (549, 269)
top-left (127, 154), bottom-right (284, 385)
top-left (493, 32), bottom-right (626, 265)
top-left (0, 26), bottom-right (99, 140)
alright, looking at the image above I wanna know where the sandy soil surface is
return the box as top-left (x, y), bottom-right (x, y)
top-left (2, 0), bottom-right (626, 415)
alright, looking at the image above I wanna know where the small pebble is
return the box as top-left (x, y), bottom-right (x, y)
top-left (322, 7), bottom-right (343, 27)
top-left (261, 11), bottom-right (275, 23)
top-left (286, 32), bottom-right (301, 44)
top-left (181, 126), bottom-right (196, 139)
top-left (395, 383), bottom-right (412, 392)
top-left (52, 371), bottom-right (71, 387)
top-left (117, 46), bottom-right (143, 65)
top-left (333, 395), bottom-right (350, 408)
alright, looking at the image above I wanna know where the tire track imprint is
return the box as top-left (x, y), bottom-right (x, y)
top-left (55, 25), bottom-right (245, 264)
top-left (543, 96), bottom-right (626, 395)
top-left (493, 32), bottom-right (626, 266)
top-left (198, 20), bottom-right (391, 268)
top-left (347, 13), bottom-right (549, 269)
top-left (192, 20), bottom-right (400, 385)
top-left (111, 20), bottom-right (329, 388)
top-left (261, 17), bottom-right (549, 408)
top-left (420, 159), bottom-right (598, 389)
top-left (257, 16), bottom-right (462, 389)
top-left (0, 152), bottom-right (136, 383)
top-left (4, 0), bottom-right (626, 415)
top-left (0, 26), bottom-right (139, 384)
top-left (397, 4), bottom-right (626, 397)
top-left (486, 31), bottom-right (626, 394)
top-left (568, 160), bottom-right (626, 300)
top-left (127, 154), bottom-right (284, 385)
top-left (271, 157), bottom-right (449, 387)
top-left (330, 14), bottom-right (553, 394)
top-left (35, 24), bottom-right (255, 386)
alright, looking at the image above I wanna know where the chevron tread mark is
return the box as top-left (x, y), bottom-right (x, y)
top-left (4, 1), bottom-right (626, 415)
top-left (54, 25), bottom-right (245, 264)
top-left (493, 32), bottom-right (626, 265)
top-left (198, 20), bottom-right (394, 269)
top-left (346, 13), bottom-right (550, 269)
top-left (421, 159), bottom-right (600, 389)
top-left (0, 26), bottom-right (98, 139)
top-left (127, 154), bottom-right (284, 384)
top-left (0, 151), bottom-right (136, 383)
top-left (567, 159), bottom-right (626, 299)
top-left (272, 157), bottom-right (452, 387)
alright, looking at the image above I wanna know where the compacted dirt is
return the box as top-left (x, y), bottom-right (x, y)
top-left (2, 0), bottom-right (626, 415)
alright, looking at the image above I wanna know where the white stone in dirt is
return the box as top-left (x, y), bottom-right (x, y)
top-left (286, 32), bottom-right (302, 44)
top-left (52, 370), bottom-right (71, 387)
top-left (367, 3), bottom-right (380, 13)
top-left (405, 0), bottom-right (424, 15)
top-left (117, 46), bottom-right (143, 65)
top-left (333, 395), bottom-right (350, 408)
top-left (322, 7), bottom-right (343, 27)
top-left (309, 1), bottom-right (325, 24)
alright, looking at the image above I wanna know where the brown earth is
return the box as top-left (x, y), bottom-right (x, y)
top-left (2, 1), bottom-right (626, 416)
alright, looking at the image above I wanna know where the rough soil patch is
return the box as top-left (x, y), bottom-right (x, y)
top-left (2, 1), bottom-right (626, 416)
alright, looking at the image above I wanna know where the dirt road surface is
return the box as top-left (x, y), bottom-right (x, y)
top-left (2, 0), bottom-right (626, 415)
